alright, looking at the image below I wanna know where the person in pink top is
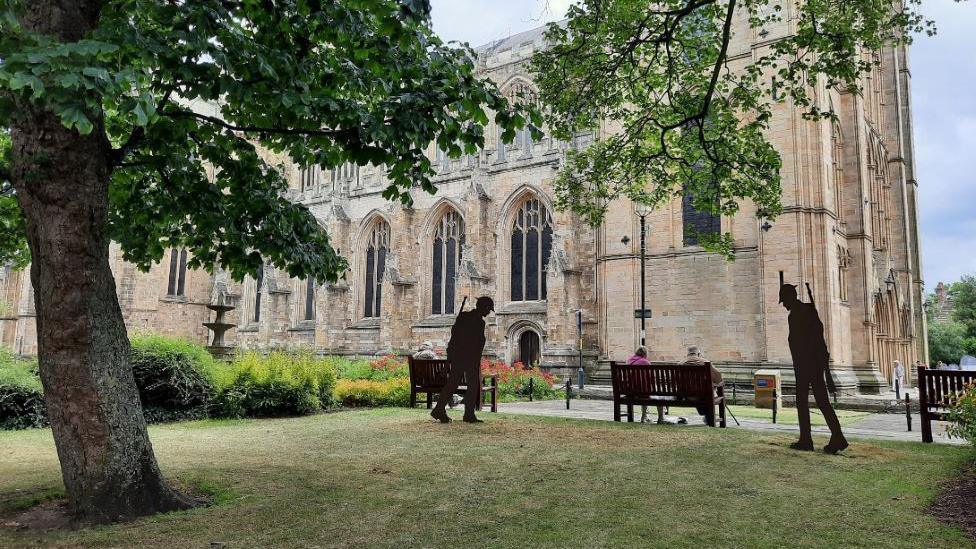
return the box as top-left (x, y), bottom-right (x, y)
top-left (626, 347), bottom-right (663, 423)
top-left (626, 346), bottom-right (650, 366)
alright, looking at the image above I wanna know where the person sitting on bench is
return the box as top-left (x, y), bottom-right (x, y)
top-left (413, 340), bottom-right (438, 360)
top-left (678, 346), bottom-right (723, 423)
top-left (627, 346), bottom-right (665, 424)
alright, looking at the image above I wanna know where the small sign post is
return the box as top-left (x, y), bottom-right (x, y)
top-left (576, 310), bottom-right (585, 390)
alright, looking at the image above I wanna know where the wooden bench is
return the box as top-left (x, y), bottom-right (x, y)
top-left (407, 357), bottom-right (498, 412)
top-left (917, 365), bottom-right (976, 443)
top-left (610, 362), bottom-right (726, 427)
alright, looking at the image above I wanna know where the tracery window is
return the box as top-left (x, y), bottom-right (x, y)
top-left (511, 198), bottom-right (553, 301)
top-left (432, 210), bottom-right (465, 315)
top-left (167, 248), bottom-right (188, 297)
top-left (363, 220), bottom-right (390, 318)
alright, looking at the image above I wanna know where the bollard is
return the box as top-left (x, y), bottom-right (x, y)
top-left (772, 388), bottom-right (778, 424)
top-left (895, 378), bottom-right (901, 400)
top-left (905, 394), bottom-right (912, 432)
top-left (565, 378), bottom-right (572, 410)
top-left (529, 377), bottom-right (534, 402)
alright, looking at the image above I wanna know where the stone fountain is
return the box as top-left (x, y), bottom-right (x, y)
top-left (204, 283), bottom-right (236, 360)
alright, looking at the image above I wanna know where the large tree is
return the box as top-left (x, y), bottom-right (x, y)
top-left (533, 0), bottom-right (937, 254)
top-left (0, 0), bottom-right (532, 523)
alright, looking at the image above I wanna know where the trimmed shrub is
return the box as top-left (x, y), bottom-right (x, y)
top-left (947, 381), bottom-right (976, 447)
top-left (335, 378), bottom-right (410, 407)
top-left (130, 334), bottom-right (218, 423)
top-left (212, 350), bottom-right (336, 418)
top-left (0, 350), bottom-right (46, 430)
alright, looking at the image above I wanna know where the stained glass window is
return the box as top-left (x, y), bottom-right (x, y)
top-left (363, 220), bottom-right (390, 318)
top-left (431, 210), bottom-right (464, 314)
top-left (511, 198), bottom-right (553, 301)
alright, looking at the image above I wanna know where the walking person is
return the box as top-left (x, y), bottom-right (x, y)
top-left (892, 360), bottom-right (906, 392)
top-left (780, 278), bottom-right (848, 454)
top-left (431, 296), bottom-right (493, 424)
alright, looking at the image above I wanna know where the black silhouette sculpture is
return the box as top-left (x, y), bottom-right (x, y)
top-left (431, 296), bottom-right (493, 423)
top-left (780, 272), bottom-right (848, 454)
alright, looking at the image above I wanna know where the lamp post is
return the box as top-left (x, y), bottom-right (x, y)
top-left (635, 202), bottom-right (652, 347)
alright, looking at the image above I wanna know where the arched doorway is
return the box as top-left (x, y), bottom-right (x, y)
top-left (518, 330), bottom-right (541, 368)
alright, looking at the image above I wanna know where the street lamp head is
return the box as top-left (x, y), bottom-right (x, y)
top-left (634, 201), bottom-right (652, 217)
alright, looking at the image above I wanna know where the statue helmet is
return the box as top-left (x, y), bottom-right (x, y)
top-left (475, 296), bottom-right (495, 312)
top-left (778, 283), bottom-right (798, 304)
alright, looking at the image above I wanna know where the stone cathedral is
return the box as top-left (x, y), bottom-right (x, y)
top-left (0, 16), bottom-right (927, 394)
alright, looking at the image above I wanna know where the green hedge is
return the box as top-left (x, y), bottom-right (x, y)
top-left (130, 333), bottom-right (219, 423)
top-left (0, 337), bottom-right (343, 429)
top-left (211, 351), bottom-right (337, 418)
top-left (0, 349), bottom-right (45, 430)
top-left (334, 378), bottom-right (409, 407)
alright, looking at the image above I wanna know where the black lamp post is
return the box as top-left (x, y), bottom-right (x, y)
top-left (635, 202), bottom-right (651, 346)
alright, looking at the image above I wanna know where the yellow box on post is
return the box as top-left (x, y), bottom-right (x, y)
top-left (753, 369), bottom-right (782, 410)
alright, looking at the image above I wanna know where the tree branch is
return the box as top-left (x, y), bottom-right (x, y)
top-left (109, 87), bottom-right (176, 169)
top-left (160, 108), bottom-right (355, 139)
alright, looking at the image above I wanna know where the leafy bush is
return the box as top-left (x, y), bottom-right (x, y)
top-left (947, 381), bottom-right (976, 446)
top-left (0, 350), bottom-right (46, 430)
top-left (129, 334), bottom-right (218, 423)
top-left (211, 350), bottom-right (336, 418)
top-left (334, 378), bottom-right (410, 407)
top-left (481, 359), bottom-right (557, 401)
top-left (334, 355), bottom-right (407, 381)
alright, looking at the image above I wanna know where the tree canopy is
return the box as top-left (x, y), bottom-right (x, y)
top-left (0, 0), bottom-right (535, 281)
top-left (951, 274), bottom-right (976, 338)
top-left (533, 0), bottom-right (936, 256)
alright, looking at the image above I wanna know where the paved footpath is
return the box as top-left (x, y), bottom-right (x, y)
top-left (498, 399), bottom-right (965, 445)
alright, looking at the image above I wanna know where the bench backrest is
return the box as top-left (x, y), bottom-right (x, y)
top-left (610, 362), bottom-right (714, 399)
top-left (407, 357), bottom-right (477, 389)
top-left (918, 366), bottom-right (976, 409)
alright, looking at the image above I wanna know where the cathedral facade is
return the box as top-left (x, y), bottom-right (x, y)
top-left (0, 16), bottom-right (927, 393)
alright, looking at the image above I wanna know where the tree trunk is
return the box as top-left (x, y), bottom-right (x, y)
top-left (8, 0), bottom-right (192, 524)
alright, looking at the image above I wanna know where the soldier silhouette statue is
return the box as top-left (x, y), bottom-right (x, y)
top-left (431, 296), bottom-right (493, 424)
top-left (779, 272), bottom-right (849, 454)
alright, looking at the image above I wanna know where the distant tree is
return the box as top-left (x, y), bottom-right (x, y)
top-left (533, 0), bottom-right (935, 256)
top-left (928, 321), bottom-right (967, 365)
top-left (950, 274), bottom-right (976, 338)
top-left (0, 0), bottom-right (532, 523)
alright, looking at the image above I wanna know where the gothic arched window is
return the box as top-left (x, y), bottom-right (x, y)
top-left (511, 198), bottom-right (553, 301)
top-left (432, 210), bottom-right (465, 315)
top-left (363, 220), bottom-right (390, 318)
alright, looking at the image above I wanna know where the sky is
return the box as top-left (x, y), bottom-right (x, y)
top-left (429, 0), bottom-right (976, 288)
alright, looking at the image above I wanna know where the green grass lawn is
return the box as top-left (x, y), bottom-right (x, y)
top-left (1, 409), bottom-right (972, 548)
